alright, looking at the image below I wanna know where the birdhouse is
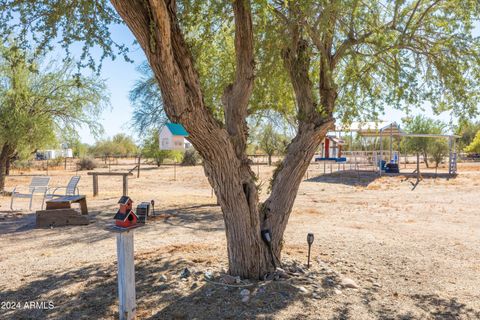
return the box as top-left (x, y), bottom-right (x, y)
top-left (114, 196), bottom-right (138, 228)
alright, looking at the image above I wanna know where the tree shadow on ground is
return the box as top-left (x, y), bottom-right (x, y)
top-left (411, 294), bottom-right (480, 319)
top-left (305, 170), bottom-right (456, 187)
top-left (2, 249), bottom-right (479, 320)
top-left (0, 203), bottom-right (113, 236)
top-left (0, 253), bottom-right (309, 320)
top-left (156, 204), bottom-right (224, 233)
top-left (305, 170), bottom-right (381, 187)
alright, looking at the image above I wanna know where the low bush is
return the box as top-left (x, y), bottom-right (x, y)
top-left (181, 149), bottom-right (200, 166)
top-left (77, 158), bottom-right (97, 170)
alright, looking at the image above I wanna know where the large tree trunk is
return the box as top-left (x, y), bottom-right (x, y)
top-left (5, 157), bottom-right (10, 176)
top-left (110, 0), bottom-right (271, 278)
top-left (0, 143), bottom-right (13, 193)
top-left (109, 0), bottom-right (333, 278)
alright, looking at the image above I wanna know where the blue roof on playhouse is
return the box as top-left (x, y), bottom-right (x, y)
top-left (165, 123), bottom-right (189, 137)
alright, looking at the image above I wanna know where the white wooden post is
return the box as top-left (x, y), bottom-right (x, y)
top-left (116, 230), bottom-right (136, 320)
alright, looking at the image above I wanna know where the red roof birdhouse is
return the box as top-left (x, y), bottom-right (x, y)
top-left (114, 196), bottom-right (138, 228)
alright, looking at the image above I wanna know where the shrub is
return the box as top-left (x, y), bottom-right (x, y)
top-left (181, 149), bottom-right (200, 166)
top-left (12, 160), bottom-right (32, 170)
top-left (48, 157), bottom-right (65, 167)
top-left (77, 158), bottom-right (97, 170)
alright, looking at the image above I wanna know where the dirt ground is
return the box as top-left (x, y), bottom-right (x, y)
top-left (0, 159), bottom-right (479, 320)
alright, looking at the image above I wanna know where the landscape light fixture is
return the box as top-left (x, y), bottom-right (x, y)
top-left (307, 233), bottom-right (314, 268)
top-left (261, 229), bottom-right (277, 269)
top-left (151, 200), bottom-right (155, 216)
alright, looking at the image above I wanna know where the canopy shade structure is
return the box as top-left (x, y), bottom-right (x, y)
top-left (400, 133), bottom-right (460, 139)
top-left (335, 121), bottom-right (405, 137)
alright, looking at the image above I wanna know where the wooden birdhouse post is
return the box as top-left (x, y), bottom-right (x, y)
top-left (108, 196), bottom-right (142, 320)
top-left (116, 228), bottom-right (136, 320)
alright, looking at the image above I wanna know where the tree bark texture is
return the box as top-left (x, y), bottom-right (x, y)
top-left (0, 143), bottom-right (13, 193)
top-left (109, 0), bottom-right (334, 278)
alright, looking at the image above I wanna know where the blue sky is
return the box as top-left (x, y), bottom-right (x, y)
top-left (74, 22), bottom-right (480, 145)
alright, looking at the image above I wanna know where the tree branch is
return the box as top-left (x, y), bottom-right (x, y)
top-left (222, 0), bottom-right (255, 160)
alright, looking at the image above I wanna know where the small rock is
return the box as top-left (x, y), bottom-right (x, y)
top-left (241, 295), bottom-right (250, 303)
top-left (323, 277), bottom-right (336, 287)
top-left (372, 282), bottom-right (381, 288)
top-left (240, 289), bottom-right (250, 297)
top-left (180, 268), bottom-right (191, 278)
top-left (276, 267), bottom-right (288, 278)
top-left (263, 272), bottom-right (275, 281)
top-left (159, 274), bottom-right (168, 282)
top-left (298, 286), bottom-right (309, 294)
top-left (334, 289), bottom-right (342, 295)
top-left (158, 284), bottom-right (169, 291)
top-left (222, 274), bottom-right (237, 284)
top-left (340, 277), bottom-right (359, 289)
top-left (204, 271), bottom-right (213, 279)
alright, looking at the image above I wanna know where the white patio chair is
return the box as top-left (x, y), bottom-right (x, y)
top-left (46, 176), bottom-right (81, 199)
top-left (10, 176), bottom-right (51, 210)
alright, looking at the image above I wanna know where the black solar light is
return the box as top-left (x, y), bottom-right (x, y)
top-left (307, 233), bottom-right (314, 268)
top-left (151, 200), bottom-right (155, 216)
top-left (261, 229), bottom-right (277, 269)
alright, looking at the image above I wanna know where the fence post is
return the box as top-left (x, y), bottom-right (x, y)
top-left (174, 162), bottom-right (177, 181)
top-left (137, 155), bottom-right (141, 178)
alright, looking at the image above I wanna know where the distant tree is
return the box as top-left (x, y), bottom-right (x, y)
top-left (130, 62), bottom-right (166, 135)
top-left (403, 116), bottom-right (445, 168)
top-left (429, 140), bottom-right (449, 173)
top-left (456, 121), bottom-right (480, 150)
top-left (259, 124), bottom-right (284, 166)
top-left (141, 129), bottom-right (181, 166)
top-left (90, 134), bottom-right (137, 157)
top-left (0, 43), bottom-right (106, 192)
top-left (464, 131), bottom-right (480, 154)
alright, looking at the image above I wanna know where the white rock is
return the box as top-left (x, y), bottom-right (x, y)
top-left (334, 289), bottom-right (342, 295)
top-left (340, 277), bottom-right (359, 289)
top-left (240, 289), bottom-right (250, 297)
top-left (298, 286), bottom-right (309, 294)
top-left (241, 295), bottom-right (250, 303)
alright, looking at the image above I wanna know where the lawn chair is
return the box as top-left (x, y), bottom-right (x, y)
top-left (46, 176), bottom-right (81, 199)
top-left (10, 176), bottom-right (51, 211)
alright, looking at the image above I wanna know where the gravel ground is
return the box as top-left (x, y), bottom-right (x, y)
top-left (0, 161), bottom-right (479, 319)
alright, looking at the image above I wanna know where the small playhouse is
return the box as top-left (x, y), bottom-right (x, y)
top-left (159, 123), bottom-right (191, 150)
top-left (316, 135), bottom-right (346, 162)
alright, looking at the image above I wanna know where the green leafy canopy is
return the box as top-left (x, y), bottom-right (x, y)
top-left (2, 0), bottom-right (480, 128)
top-left (0, 42), bottom-right (108, 160)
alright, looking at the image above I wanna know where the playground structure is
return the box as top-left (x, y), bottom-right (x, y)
top-left (314, 121), bottom-right (459, 176)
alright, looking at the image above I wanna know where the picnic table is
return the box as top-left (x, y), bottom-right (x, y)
top-left (87, 172), bottom-right (133, 197)
top-left (36, 195), bottom-right (89, 227)
top-left (45, 195), bottom-right (88, 215)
